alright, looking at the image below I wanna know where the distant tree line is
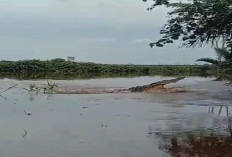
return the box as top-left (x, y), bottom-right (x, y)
top-left (0, 58), bottom-right (212, 79)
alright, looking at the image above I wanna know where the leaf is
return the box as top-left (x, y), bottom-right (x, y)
top-left (196, 58), bottom-right (220, 65)
top-left (158, 39), bottom-right (168, 43)
top-left (149, 43), bottom-right (155, 48)
top-left (166, 40), bottom-right (174, 43)
top-left (156, 43), bottom-right (164, 47)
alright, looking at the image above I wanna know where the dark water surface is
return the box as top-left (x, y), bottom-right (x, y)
top-left (0, 76), bottom-right (231, 157)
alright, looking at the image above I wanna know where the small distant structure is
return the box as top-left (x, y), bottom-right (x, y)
top-left (67, 56), bottom-right (75, 62)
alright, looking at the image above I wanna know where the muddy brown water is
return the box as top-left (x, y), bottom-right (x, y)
top-left (0, 76), bottom-right (232, 157)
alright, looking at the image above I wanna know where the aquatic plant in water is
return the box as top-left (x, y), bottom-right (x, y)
top-left (43, 81), bottom-right (58, 94)
top-left (25, 81), bottom-right (59, 94)
top-left (29, 84), bottom-right (40, 92)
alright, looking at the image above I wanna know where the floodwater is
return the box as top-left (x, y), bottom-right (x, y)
top-left (0, 76), bottom-right (232, 157)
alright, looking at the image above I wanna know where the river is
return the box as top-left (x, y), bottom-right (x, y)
top-left (0, 76), bottom-right (231, 157)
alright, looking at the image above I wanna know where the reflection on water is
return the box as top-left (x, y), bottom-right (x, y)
top-left (0, 76), bottom-right (231, 157)
top-left (159, 135), bottom-right (232, 157)
top-left (153, 104), bottom-right (232, 157)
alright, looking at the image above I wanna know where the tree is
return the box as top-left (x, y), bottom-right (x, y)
top-left (196, 35), bottom-right (232, 73)
top-left (144, 0), bottom-right (232, 52)
top-left (197, 48), bottom-right (232, 66)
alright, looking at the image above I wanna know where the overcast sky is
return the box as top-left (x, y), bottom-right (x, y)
top-left (0, 0), bottom-right (215, 64)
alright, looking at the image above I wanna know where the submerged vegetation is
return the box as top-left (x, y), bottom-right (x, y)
top-left (0, 58), bottom-right (217, 80)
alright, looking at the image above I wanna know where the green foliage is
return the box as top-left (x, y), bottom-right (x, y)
top-left (197, 58), bottom-right (220, 65)
top-left (145, 0), bottom-right (232, 49)
top-left (0, 58), bottom-right (211, 78)
top-left (197, 48), bottom-right (232, 73)
top-left (25, 81), bottom-right (59, 94)
top-left (29, 83), bottom-right (40, 92)
top-left (43, 81), bottom-right (58, 93)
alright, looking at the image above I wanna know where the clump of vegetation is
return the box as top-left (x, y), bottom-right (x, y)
top-left (197, 48), bottom-right (232, 74)
top-left (196, 39), bottom-right (232, 75)
top-left (43, 81), bottom-right (58, 94)
top-left (24, 81), bottom-right (59, 94)
top-left (29, 84), bottom-right (40, 92)
top-left (0, 58), bottom-right (213, 79)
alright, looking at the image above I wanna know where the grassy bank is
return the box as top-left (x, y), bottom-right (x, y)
top-left (0, 58), bottom-right (218, 80)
